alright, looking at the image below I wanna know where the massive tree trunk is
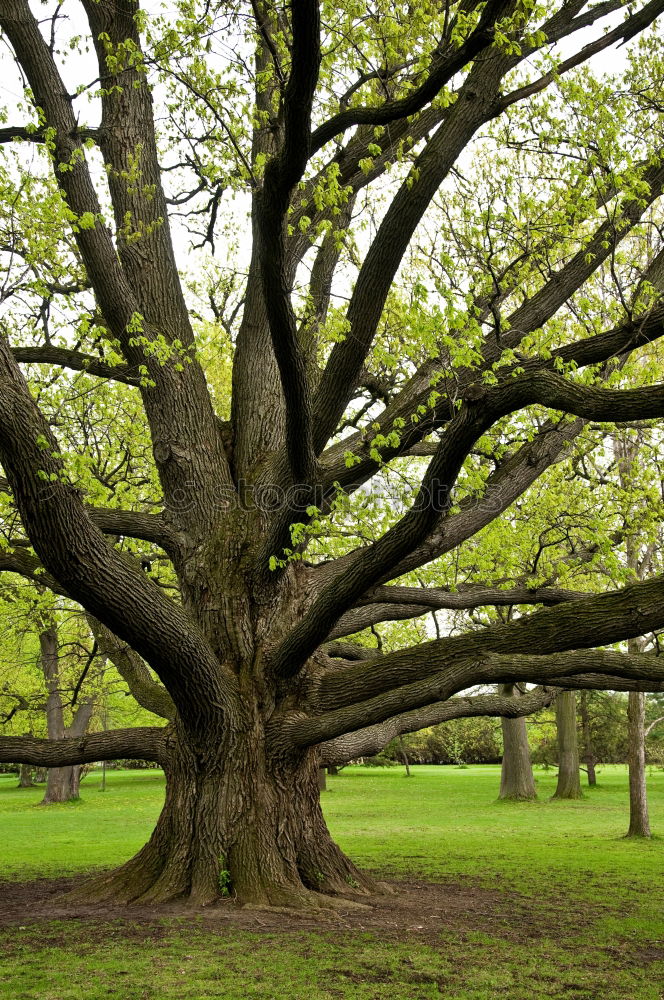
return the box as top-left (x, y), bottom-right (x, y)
top-left (552, 690), bottom-right (582, 800)
top-left (67, 719), bottom-right (377, 908)
top-left (626, 691), bottom-right (651, 838)
top-left (498, 685), bottom-right (537, 801)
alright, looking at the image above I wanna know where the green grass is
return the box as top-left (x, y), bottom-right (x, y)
top-left (1, 764), bottom-right (663, 999)
top-left (327, 765), bottom-right (664, 907)
top-left (0, 768), bottom-right (165, 878)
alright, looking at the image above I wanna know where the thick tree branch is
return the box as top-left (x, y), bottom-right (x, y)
top-left (0, 727), bottom-right (167, 766)
top-left (0, 548), bottom-right (69, 597)
top-left (79, 0), bottom-right (196, 349)
top-left (329, 584), bottom-right (587, 637)
top-left (321, 641), bottom-right (380, 661)
top-left (254, 0), bottom-right (321, 484)
top-left (485, 368), bottom-right (664, 422)
top-left (85, 508), bottom-right (179, 552)
top-left (295, 646), bottom-right (664, 749)
top-left (319, 413), bottom-right (582, 603)
top-left (321, 575), bottom-right (664, 714)
top-left (0, 473), bottom-right (178, 551)
top-left (519, 673), bottom-right (664, 693)
top-left (358, 583), bottom-right (588, 611)
top-left (355, 419), bottom-right (587, 589)
top-left (319, 686), bottom-right (556, 765)
top-left (0, 125), bottom-right (100, 144)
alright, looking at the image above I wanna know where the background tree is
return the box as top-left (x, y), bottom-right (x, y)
top-left (498, 683), bottom-right (538, 801)
top-left (626, 680), bottom-right (652, 837)
top-left (37, 622), bottom-right (95, 804)
top-left (0, 589), bottom-right (164, 796)
top-left (579, 691), bottom-right (597, 787)
top-left (552, 690), bottom-right (583, 800)
top-left (2, 0), bottom-right (664, 909)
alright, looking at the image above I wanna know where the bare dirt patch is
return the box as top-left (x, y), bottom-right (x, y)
top-left (0, 873), bottom-right (597, 945)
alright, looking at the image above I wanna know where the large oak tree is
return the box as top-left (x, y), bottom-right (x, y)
top-left (2, 0), bottom-right (664, 907)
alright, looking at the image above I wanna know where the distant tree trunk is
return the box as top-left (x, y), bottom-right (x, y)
top-left (17, 763), bottom-right (34, 788)
top-left (398, 736), bottom-right (411, 777)
top-left (318, 767), bottom-right (326, 791)
top-left (499, 685), bottom-right (537, 800)
top-left (40, 625), bottom-right (69, 805)
top-left (579, 691), bottom-right (597, 787)
top-left (40, 626), bottom-right (95, 805)
top-left (327, 765), bottom-right (339, 776)
top-left (553, 690), bottom-right (582, 799)
top-left (626, 690), bottom-right (651, 837)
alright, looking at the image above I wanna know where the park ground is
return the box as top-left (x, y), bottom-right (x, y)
top-left (0, 764), bottom-right (662, 999)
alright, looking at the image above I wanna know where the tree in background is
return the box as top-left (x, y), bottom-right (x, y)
top-left (498, 684), bottom-right (538, 801)
top-left (0, 589), bottom-right (163, 796)
top-left (617, 432), bottom-right (662, 836)
top-left (552, 690), bottom-right (583, 800)
top-left (579, 691), bottom-right (597, 787)
top-left (2, 1), bottom-right (664, 908)
top-left (626, 683), bottom-right (651, 836)
top-left (37, 623), bottom-right (95, 804)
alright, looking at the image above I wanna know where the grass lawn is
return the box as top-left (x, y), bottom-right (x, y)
top-left (0, 764), bottom-right (662, 999)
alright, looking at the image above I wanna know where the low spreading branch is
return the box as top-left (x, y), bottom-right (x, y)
top-left (0, 727), bottom-right (167, 767)
top-left (319, 686), bottom-right (556, 765)
top-left (294, 645), bottom-right (664, 749)
top-left (321, 575), bottom-right (664, 715)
